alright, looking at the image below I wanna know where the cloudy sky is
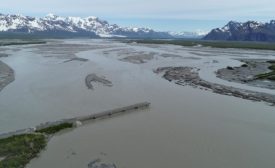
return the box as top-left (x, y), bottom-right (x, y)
top-left (2, 0), bottom-right (275, 32)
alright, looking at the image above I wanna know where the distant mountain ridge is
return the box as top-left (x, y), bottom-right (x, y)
top-left (0, 13), bottom-right (173, 38)
top-left (204, 20), bottom-right (275, 42)
top-left (169, 31), bottom-right (207, 39)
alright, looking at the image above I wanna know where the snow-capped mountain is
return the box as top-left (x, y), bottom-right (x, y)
top-left (0, 13), bottom-right (172, 38)
top-left (204, 20), bottom-right (275, 42)
top-left (169, 30), bottom-right (207, 39)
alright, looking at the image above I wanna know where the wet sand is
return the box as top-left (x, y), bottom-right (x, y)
top-left (0, 53), bottom-right (9, 57)
top-left (217, 59), bottom-right (275, 89)
top-left (0, 60), bottom-right (14, 92)
top-left (155, 66), bottom-right (275, 105)
top-left (85, 73), bottom-right (113, 90)
top-left (120, 54), bottom-right (154, 64)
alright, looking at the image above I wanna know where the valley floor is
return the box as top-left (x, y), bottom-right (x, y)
top-left (0, 39), bottom-right (275, 168)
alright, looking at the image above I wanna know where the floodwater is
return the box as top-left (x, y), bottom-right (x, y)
top-left (0, 40), bottom-right (275, 168)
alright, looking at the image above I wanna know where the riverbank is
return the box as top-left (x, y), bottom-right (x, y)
top-left (0, 102), bottom-right (149, 167)
top-left (130, 39), bottom-right (275, 51)
top-left (216, 59), bottom-right (275, 89)
top-left (0, 40), bottom-right (46, 46)
top-left (0, 122), bottom-right (74, 168)
top-left (0, 134), bottom-right (47, 168)
top-left (155, 66), bottom-right (275, 105)
top-left (0, 61), bottom-right (14, 92)
top-left (0, 39), bottom-right (47, 93)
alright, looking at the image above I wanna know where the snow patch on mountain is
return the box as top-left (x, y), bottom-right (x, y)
top-left (169, 30), bottom-right (207, 38)
top-left (0, 13), bottom-right (173, 38)
top-left (204, 20), bottom-right (275, 42)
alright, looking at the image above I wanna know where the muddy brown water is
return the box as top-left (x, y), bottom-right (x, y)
top-left (0, 40), bottom-right (275, 168)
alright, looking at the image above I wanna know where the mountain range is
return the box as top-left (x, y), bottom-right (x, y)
top-left (4, 13), bottom-right (274, 42)
top-left (204, 20), bottom-right (275, 42)
top-left (0, 13), bottom-right (203, 39)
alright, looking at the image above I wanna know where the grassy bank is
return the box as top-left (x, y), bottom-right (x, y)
top-left (0, 134), bottom-right (46, 168)
top-left (0, 122), bottom-right (74, 168)
top-left (36, 123), bottom-right (73, 134)
top-left (131, 39), bottom-right (275, 50)
top-left (256, 61), bottom-right (275, 80)
top-left (0, 40), bottom-right (46, 46)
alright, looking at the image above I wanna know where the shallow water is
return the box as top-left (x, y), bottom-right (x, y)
top-left (1, 40), bottom-right (275, 168)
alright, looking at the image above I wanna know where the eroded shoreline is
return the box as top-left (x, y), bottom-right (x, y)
top-left (216, 59), bottom-right (275, 89)
top-left (155, 67), bottom-right (275, 105)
